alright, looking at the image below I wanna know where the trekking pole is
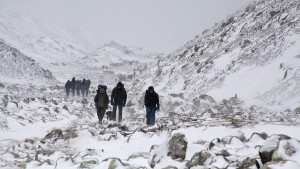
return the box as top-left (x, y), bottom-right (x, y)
top-left (142, 105), bottom-right (146, 123)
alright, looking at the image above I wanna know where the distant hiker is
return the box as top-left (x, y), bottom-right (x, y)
top-left (71, 77), bottom-right (76, 96)
top-left (86, 79), bottom-right (91, 96)
top-left (76, 80), bottom-right (81, 96)
top-left (111, 81), bottom-right (127, 122)
top-left (144, 86), bottom-right (160, 126)
top-left (81, 78), bottom-right (87, 97)
top-left (65, 80), bottom-right (71, 97)
top-left (94, 85), bottom-right (109, 124)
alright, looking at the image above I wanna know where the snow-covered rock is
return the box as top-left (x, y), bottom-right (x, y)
top-left (149, 132), bottom-right (187, 168)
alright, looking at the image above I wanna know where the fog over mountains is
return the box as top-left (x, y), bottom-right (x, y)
top-left (0, 0), bottom-right (300, 168)
top-left (0, 10), bottom-right (163, 84)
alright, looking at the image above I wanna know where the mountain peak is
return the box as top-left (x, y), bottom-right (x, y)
top-left (103, 41), bottom-right (124, 49)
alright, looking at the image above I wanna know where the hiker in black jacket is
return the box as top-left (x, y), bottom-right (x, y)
top-left (144, 86), bottom-right (159, 126)
top-left (94, 85), bottom-right (109, 124)
top-left (71, 77), bottom-right (76, 96)
top-left (111, 82), bottom-right (127, 122)
top-left (65, 80), bottom-right (71, 97)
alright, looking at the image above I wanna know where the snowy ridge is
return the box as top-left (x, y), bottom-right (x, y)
top-left (0, 10), bottom-right (92, 66)
top-left (78, 41), bottom-right (164, 67)
top-left (0, 40), bottom-right (58, 84)
top-left (139, 0), bottom-right (300, 111)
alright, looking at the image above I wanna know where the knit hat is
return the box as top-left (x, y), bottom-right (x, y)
top-left (117, 81), bottom-right (122, 88)
top-left (148, 86), bottom-right (154, 91)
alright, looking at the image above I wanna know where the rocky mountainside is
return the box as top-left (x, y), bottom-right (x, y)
top-left (131, 0), bottom-right (300, 113)
top-left (0, 39), bottom-right (58, 84)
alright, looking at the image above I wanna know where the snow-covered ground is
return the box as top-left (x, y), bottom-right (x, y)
top-left (0, 84), bottom-right (299, 169)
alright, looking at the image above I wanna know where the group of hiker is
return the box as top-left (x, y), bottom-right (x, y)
top-left (65, 79), bottom-right (160, 125)
top-left (94, 81), bottom-right (160, 126)
top-left (64, 77), bottom-right (91, 97)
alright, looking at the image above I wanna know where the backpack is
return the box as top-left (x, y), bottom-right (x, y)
top-left (145, 90), bottom-right (157, 105)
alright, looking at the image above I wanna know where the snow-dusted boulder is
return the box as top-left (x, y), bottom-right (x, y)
top-left (186, 151), bottom-right (211, 168)
top-left (259, 134), bottom-right (292, 164)
top-left (222, 130), bottom-right (246, 144)
top-left (186, 151), bottom-right (229, 169)
top-left (44, 128), bottom-right (63, 140)
top-left (168, 133), bottom-right (188, 160)
top-left (247, 132), bottom-right (268, 142)
top-left (259, 145), bottom-right (277, 164)
top-left (294, 106), bottom-right (300, 114)
top-left (272, 139), bottom-right (300, 163)
top-left (149, 133), bottom-right (187, 168)
top-left (237, 157), bottom-right (259, 169)
top-left (261, 160), bottom-right (300, 169)
top-left (107, 158), bottom-right (129, 169)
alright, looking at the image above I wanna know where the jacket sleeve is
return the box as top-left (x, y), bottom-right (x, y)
top-left (111, 88), bottom-right (115, 102)
top-left (94, 94), bottom-right (98, 108)
top-left (105, 94), bottom-right (109, 109)
top-left (94, 94), bottom-right (98, 103)
top-left (124, 89), bottom-right (127, 103)
top-left (156, 93), bottom-right (160, 108)
top-left (144, 92), bottom-right (148, 106)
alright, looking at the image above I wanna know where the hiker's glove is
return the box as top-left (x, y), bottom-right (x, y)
top-left (157, 106), bottom-right (160, 112)
top-left (123, 102), bottom-right (126, 107)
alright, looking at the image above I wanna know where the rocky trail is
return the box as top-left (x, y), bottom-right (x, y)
top-left (1, 84), bottom-right (300, 169)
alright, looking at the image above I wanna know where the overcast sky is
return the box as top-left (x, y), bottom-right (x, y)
top-left (0, 0), bottom-right (254, 53)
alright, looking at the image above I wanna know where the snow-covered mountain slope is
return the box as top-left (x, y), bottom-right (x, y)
top-left (0, 10), bottom-right (165, 85)
top-left (0, 10), bottom-right (92, 66)
top-left (133, 0), bottom-right (300, 112)
top-left (78, 41), bottom-right (164, 67)
top-left (0, 39), bottom-right (58, 84)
